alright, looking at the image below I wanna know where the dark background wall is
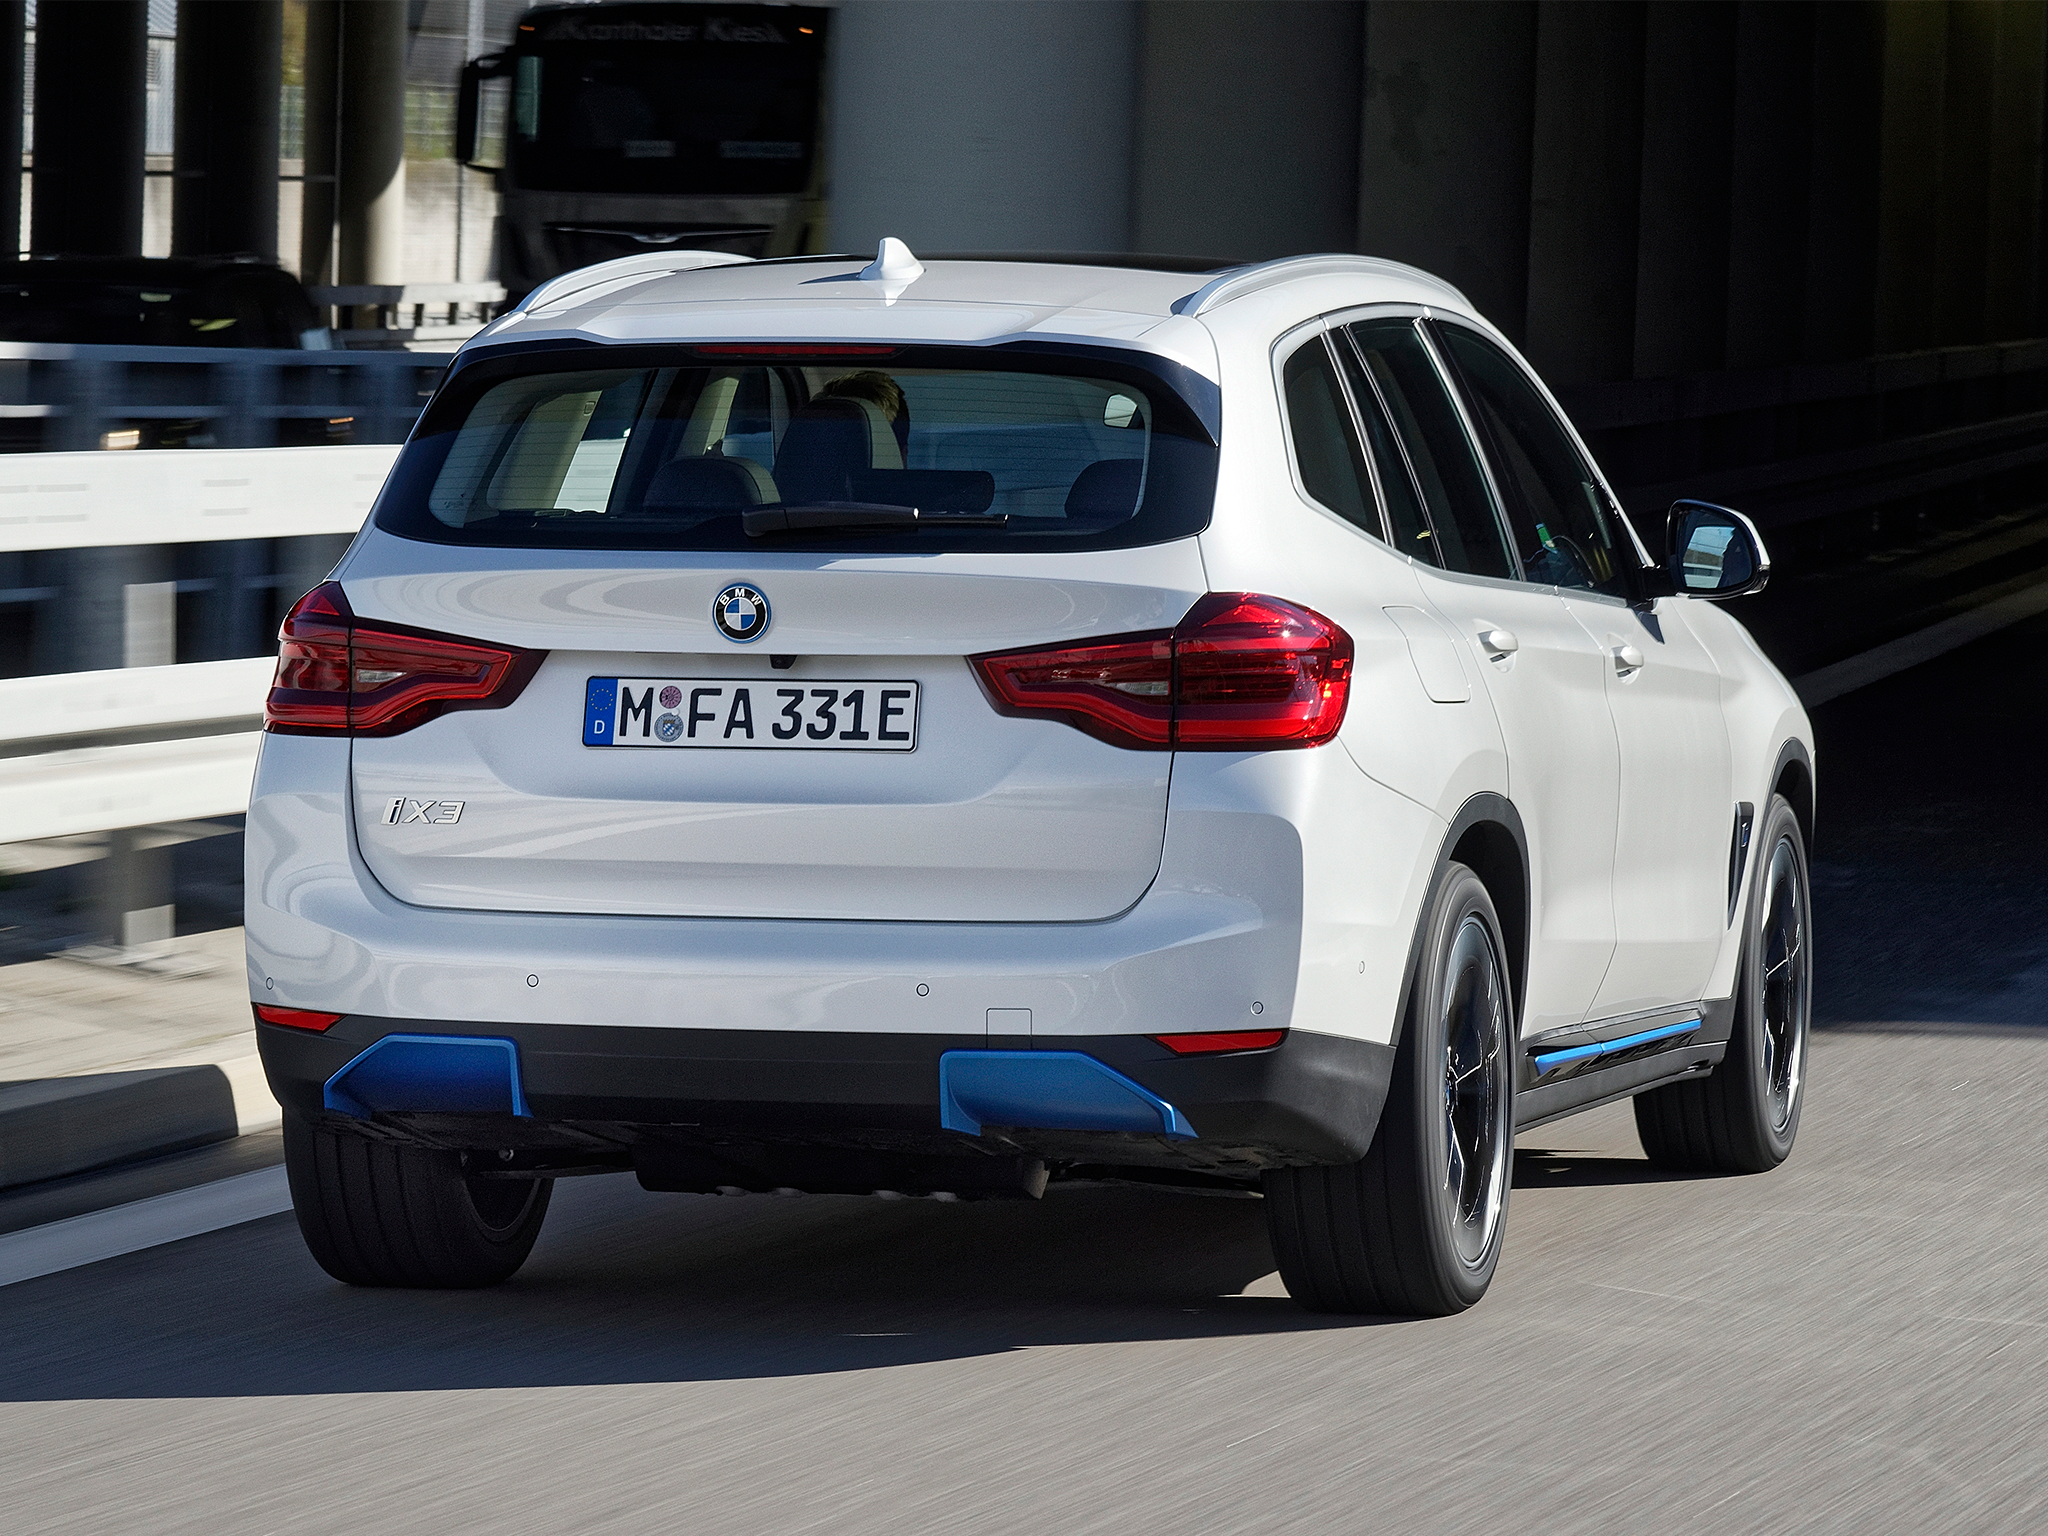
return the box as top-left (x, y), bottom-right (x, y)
top-left (1347, 0), bottom-right (2048, 384)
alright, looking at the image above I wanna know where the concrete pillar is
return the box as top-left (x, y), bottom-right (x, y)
top-left (828, 1), bottom-right (1140, 252)
top-left (1983, 1), bottom-right (2046, 343)
top-left (1523, 0), bottom-right (1646, 385)
top-left (1875, 0), bottom-right (1948, 353)
top-left (1725, 1), bottom-right (1815, 370)
top-left (299, 0), bottom-right (340, 284)
top-left (31, 0), bottom-right (148, 255)
top-left (1933, 2), bottom-right (1998, 346)
top-left (1631, 2), bottom-right (1736, 378)
top-left (337, 0), bottom-right (407, 288)
top-left (1132, 1), bottom-right (1364, 262)
top-left (1356, 1), bottom-right (1537, 341)
top-left (48, 545), bottom-right (174, 673)
top-left (1802, 0), bottom-right (1886, 363)
top-left (173, 0), bottom-right (284, 259)
top-left (0, 4), bottom-right (23, 260)
top-left (1990, 3), bottom-right (2048, 341)
top-left (98, 827), bottom-right (174, 950)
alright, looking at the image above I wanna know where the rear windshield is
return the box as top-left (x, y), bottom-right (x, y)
top-left (375, 345), bottom-right (1218, 552)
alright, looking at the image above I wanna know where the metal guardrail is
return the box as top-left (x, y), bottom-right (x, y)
top-left (0, 342), bottom-right (445, 451)
top-left (0, 657), bottom-right (271, 845)
top-left (0, 442), bottom-right (400, 553)
top-left (306, 283), bottom-right (508, 350)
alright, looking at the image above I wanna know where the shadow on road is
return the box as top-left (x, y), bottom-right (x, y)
top-left (1511, 1149), bottom-right (1690, 1188)
top-left (0, 1179), bottom-right (1411, 1402)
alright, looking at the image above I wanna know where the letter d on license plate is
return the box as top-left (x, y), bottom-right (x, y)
top-left (584, 677), bottom-right (919, 751)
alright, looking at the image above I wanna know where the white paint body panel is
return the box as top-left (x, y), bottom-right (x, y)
top-left (341, 540), bottom-right (1207, 923)
top-left (1564, 592), bottom-right (1735, 1015)
top-left (248, 254), bottom-right (1814, 1069)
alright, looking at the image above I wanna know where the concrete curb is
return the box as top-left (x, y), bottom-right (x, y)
top-left (0, 1060), bottom-right (279, 1193)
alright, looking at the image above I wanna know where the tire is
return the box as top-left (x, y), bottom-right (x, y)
top-left (1264, 862), bottom-right (1515, 1316)
top-left (283, 1112), bottom-right (553, 1288)
top-left (1634, 792), bottom-right (1811, 1174)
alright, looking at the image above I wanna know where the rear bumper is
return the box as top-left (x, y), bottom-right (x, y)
top-left (258, 1017), bottom-right (1395, 1181)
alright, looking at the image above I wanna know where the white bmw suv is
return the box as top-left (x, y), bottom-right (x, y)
top-left (250, 243), bottom-right (1814, 1315)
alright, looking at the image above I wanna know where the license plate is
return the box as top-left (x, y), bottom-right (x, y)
top-left (583, 678), bottom-right (920, 751)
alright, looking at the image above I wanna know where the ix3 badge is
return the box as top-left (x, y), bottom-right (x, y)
top-left (713, 583), bottom-right (770, 643)
top-left (384, 798), bottom-right (464, 825)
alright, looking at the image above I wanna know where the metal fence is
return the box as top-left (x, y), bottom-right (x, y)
top-left (0, 343), bottom-right (447, 453)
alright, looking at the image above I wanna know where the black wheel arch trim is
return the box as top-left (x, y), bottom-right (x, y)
top-left (1768, 737), bottom-right (1815, 852)
top-left (1400, 793), bottom-right (1531, 1045)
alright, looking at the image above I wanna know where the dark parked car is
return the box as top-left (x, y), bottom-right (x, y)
top-left (0, 255), bottom-right (329, 349)
top-left (0, 255), bottom-right (346, 450)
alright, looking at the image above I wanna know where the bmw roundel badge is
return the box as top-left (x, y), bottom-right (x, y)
top-left (713, 582), bottom-right (770, 643)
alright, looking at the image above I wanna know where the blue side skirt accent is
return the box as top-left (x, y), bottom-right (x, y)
top-left (1533, 1018), bottom-right (1702, 1079)
top-left (323, 1034), bottom-right (531, 1120)
top-left (939, 1050), bottom-right (1197, 1140)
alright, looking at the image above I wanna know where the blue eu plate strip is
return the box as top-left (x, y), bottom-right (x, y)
top-left (1534, 1017), bottom-right (1701, 1077)
top-left (583, 677), bottom-right (617, 746)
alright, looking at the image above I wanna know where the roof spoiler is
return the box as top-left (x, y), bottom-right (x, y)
top-left (510, 250), bottom-right (755, 317)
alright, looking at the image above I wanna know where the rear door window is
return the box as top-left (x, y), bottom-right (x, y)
top-left (380, 345), bottom-right (1218, 553)
top-left (1433, 322), bottom-right (1637, 598)
top-left (1344, 319), bottom-right (1518, 581)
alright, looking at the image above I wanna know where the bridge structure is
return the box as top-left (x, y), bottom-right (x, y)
top-left (0, 0), bottom-right (2046, 953)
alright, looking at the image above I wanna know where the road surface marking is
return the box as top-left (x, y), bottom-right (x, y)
top-left (0, 1165), bottom-right (291, 1288)
top-left (1793, 576), bottom-right (2048, 706)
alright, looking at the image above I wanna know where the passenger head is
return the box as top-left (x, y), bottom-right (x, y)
top-left (815, 370), bottom-right (905, 422)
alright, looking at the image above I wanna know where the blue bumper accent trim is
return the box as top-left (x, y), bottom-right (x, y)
top-left (323, 1034), bottom-right (531, 1120)
top-left (938, 1050), bottom-right (1197, 1139)
top-left (1534, 1018), bottom-right (1701, 1078)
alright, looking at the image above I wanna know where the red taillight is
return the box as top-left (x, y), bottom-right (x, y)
top-left (972, 593), bottom-right (1352, 751)
top-left (254, 1004), bottom-right (343, 1031)
top-left (971, 633), bottom-right (1173, 748)
top-left (264, 582), bottom-right (543, 738)
top-left (1152, 1029), bottom-right (1287, 1055)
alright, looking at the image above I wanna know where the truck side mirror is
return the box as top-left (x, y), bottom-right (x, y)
top-left (457, 54), bottom-right (509, 169)
top-left (1666, 500), bottom-right (1771, 599)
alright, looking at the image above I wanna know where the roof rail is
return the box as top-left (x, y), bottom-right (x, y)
top-left (512, 250), bottom-right (754, 316)
top-left (1171, 253), bottom-right (1469, 317)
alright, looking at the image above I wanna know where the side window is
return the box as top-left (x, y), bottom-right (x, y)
top-left (1435, 323), bottom-right (1635, 599)
top-left (1344, 319), bottom-right (1517, 581)
top-left (1331, 333), bottom-right (1440, 566)
top-left (1279, 335), bottom-right (1382, 538)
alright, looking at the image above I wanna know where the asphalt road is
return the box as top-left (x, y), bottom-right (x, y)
top-left (4, 610), bottom-right (2045, 1535)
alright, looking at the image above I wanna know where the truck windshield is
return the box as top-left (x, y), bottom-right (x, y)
top-left (510, 4), bottom-right (826, 196)
top-left (377, 346), bottom-right (1218, 553)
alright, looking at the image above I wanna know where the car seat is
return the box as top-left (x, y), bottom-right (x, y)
top-left (1065, 458), bottom-right (1144, 519)
top-left (644, 455), bottom-right (780, 512)
top-left (774, 396), bottom-right (904, 504)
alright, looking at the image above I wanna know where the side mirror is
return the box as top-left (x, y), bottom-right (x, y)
top-left (1666, 500), bottom-right (1770, 599)
top-left (457, 54), bottom-right (509, 169)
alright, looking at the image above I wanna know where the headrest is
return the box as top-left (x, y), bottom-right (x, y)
top-left (644, 455), bottom-right (780, 510)
top-left (775, 396), bottom-right (905, 503)
top-left (1065, 458), bottom-right (1144, 518)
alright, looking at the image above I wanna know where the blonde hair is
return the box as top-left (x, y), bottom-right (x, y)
top-left (815, 370), bottom-right (905, 421)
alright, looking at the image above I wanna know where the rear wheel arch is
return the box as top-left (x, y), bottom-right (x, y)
top-left (1439, 794), bottom-right (1530, 1034)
